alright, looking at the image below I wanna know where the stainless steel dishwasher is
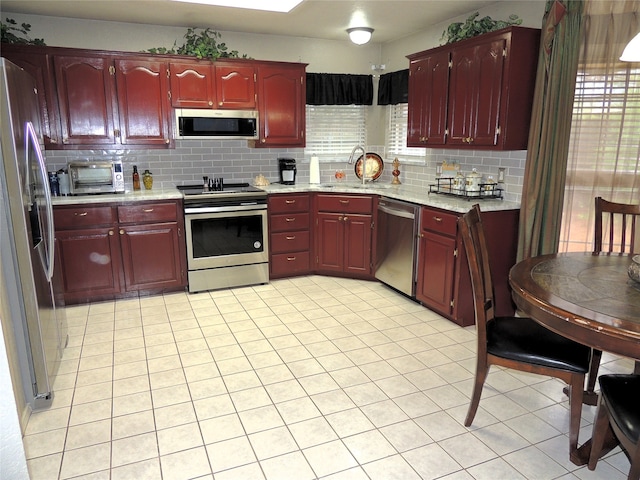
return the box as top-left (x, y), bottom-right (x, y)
top-left (375, 197), bottom-right (419, 297)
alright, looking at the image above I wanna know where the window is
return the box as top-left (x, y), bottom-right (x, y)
top-left (304, 105), bottom-right (366, 161)
top-left (560, 64), bottom-right (640, 252)
top-left (385, 104), bottom-right (425, 163)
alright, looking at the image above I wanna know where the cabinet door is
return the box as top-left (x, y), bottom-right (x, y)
top-left (315, 212), bottom-right (344, 273)
top-left (115, 58), bottom-right (172, 146)
top-left (256, 63), bottom-right (306, 147)
top-left (416, 230), bottom-right (456, 315)
top-left (407, 51), bottom-right (449, 146)
top-left (54, 55), bottom-right (117, 145)
top-left (343, 214), bottom-right (372, 275)
top-left (2, 48), bottom-right (61, 147)
top-left (56, 227), bottom-right (122, 298)
top-left (448, 37), bottom-right (505, 147)
top-left (215, 62), bottom-right (256, 109)
top-left (169, 61), bottom-right (215, 108)
top-left (119, 223), bottom-right (184, 291)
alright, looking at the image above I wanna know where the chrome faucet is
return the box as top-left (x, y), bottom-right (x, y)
top-left (348, 145), bottom-right (367, 185)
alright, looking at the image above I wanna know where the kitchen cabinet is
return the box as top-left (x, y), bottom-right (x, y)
top-left (407, 50), bottom-right (449, 146)
top-left (169, 60), bottom-right (216, 108)
top-left (1, 44), bottom-right (61, 147)
top-left (315, 194), bottom-right (374, 278)
top-left (407, 26), bottom-right (540, 150)
top-left (169, 59), bottom-right (256, 109)
top-left (215, 61), bottom-right (256, 109)
top-left (54, 200), bottom-right (186, 303)
top-left (416, 206), bottom-right (518, 326)
top-left (53, 53), bottom-right (172, 148)
top-left (253, 62), bottom-right (307, 148)
top-left (269, 194), bottom-right (311, 278)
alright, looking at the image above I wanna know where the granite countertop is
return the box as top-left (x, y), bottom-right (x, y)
top-left (261, 182), bottom-right (520, 213)
top-left (51, 183), bottom-right (520, 213)
top-left (51, 188), bottom-right (183, 206)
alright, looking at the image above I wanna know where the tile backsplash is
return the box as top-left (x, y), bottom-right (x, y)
top-left (45, 140), bottom-right (526, 203)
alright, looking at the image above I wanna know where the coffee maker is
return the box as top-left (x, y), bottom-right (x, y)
top-left (278, 158), bottom-right (297, 185)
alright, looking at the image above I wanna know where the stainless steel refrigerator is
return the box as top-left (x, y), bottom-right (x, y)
top-left (0, 57), bottom-right (67, 410)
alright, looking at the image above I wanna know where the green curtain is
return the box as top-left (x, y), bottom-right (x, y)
top-left (517, 0), bottom-right (585, 260)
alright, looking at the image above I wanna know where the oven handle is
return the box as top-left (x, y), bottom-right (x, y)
top-left (185, 203), bottom-right (267, 214)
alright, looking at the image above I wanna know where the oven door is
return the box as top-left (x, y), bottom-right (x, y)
top-left (185, 205), bottom-right (268, 270)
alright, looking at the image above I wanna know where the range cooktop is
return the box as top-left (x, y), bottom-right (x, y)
top-left (177, 183), bottom-right (265, 196)
top-left (178, 183), bottom-right (267, 206)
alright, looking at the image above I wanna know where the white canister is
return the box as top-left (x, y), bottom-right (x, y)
top-left (309, 155), bottom-right (320, 184)
top-left (58, 171), bottom-right (70, 195)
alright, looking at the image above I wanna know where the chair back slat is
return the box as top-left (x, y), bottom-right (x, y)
top-left (594, 197), bottom-right (640, 255)
top-left (459, 205), bottom-right (496, 342)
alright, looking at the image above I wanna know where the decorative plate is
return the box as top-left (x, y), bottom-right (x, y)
top-left (354, 152), bottom-right (384, 181)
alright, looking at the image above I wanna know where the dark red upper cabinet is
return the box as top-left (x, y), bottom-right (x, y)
top-left (54, 54), bottom-right (117, 146)
top-left (115, 58), bottom-right (172, 146)
top-left (215, 61), bottom-right (256, 109)
top-left (407, 26), bottom-right (540, 150)
top-left (407, 50), bottom-right (450, 147)
top-left (254, 62), bottom-right (307, 148)
top-left (1, 45), bottom-right (61, 147)
top-left (169, 61), bottom-right (216, 108)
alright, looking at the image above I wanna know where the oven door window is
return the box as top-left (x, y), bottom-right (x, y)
top-left (191, 213), bottom-right (264, 258)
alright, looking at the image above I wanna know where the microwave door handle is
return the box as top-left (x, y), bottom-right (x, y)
top-left (26, 121), bottom-right (55, 281)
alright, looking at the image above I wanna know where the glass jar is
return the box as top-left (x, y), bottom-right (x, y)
top-left (142, 170), bottom-right (153, 190)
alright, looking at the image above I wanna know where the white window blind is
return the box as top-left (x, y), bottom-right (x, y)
top-left (385, 104), bottom-right (426, 162)
top-left (305, 105), bottom-right (366, 161)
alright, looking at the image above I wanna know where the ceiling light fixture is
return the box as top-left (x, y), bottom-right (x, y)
top-left (347, 27), bottom-right (374, 45)
top-left (620, 32), bottom-right (640, 62)
top-left (171, 0), bottom-right (303, 13)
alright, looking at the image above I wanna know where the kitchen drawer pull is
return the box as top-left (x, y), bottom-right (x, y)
top-left (109, 230), bottom-right (114, 236)
top-left (433, 216), bottom-right (443, 222)
top-left (287, 256), bottom-right (296, 261)
top-left (119, 229), bottom-right (124, 235)
top-left (75, 212), bottom-right (88, 217)
top-left (286, 235), bottom-right (296, 240)
top-left (285, 199), bottom-right (296, 204)
top-left (143, 208), bottom-right (154, 213)
top-left (339, 200), bottom-right (350, 204)
top-left (285, 217), bottom-right (296, 222)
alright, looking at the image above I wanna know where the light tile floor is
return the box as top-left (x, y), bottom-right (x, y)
top-left (23, 275), bottom-right (633, 480)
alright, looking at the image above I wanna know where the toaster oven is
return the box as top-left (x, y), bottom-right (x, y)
top-left (68, 160), bottom-right (125, 195)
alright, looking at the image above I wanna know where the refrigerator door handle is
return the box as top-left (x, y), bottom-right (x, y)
top-left (26, 121), bottom-right (54, 281)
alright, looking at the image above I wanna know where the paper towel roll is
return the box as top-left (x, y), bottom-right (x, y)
top-left (309, 156), bottom-right (320, 184)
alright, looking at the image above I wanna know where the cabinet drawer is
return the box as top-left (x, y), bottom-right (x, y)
top-left (54, 206), bottom-right (116, 229)
top-left (270, 213), bottom-right (310, 233)
top-left (271, 231), bottom-right (310, 254)
top-left (269, 194), bottom-right (310, 213)
top-left (316, 195), bottom-right (372, 214)
top-left (118, 203), bottom-right (177, 224)
top-left (271, 251), bottom-right (310, 276)
top-left (421, 208), bottom-right (458, 236)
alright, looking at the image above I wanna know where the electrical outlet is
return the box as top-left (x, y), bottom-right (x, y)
top-left (498, 167), bottom-right (506, 183)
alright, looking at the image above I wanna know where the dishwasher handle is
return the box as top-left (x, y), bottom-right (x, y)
top-left (378, 203), bottom-right (416, 220)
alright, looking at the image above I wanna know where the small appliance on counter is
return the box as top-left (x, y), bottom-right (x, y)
top-left (68, 160), bottom-right (125, 195)
top-left (278, 158), bottom-right (297, 185)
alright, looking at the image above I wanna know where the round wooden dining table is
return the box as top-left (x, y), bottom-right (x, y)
top-left (509, 252), bottom-right (640, 465)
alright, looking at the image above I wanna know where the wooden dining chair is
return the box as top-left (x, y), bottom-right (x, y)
top-left (588, 374), bottom-right (640, 480)
top-left (460, 204), bottom-right (591, 458)
top-left (584, 198), bottom-right (640, 405)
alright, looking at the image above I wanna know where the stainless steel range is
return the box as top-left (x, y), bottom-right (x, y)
top-left (179, 182), bottom-right (269, 293)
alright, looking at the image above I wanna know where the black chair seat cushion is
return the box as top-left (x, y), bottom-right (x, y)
top-left (487, 316), bottom-right (591, 373)
top-left (599, 374), bottom-right (640, 443)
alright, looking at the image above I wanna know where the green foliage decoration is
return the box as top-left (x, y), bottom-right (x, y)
top-left (144, 27), bottom-right (249, 60)
top-left (1, 18), bottom-right (46, 45)
top-left (441, 12), bottom-right (523, 45)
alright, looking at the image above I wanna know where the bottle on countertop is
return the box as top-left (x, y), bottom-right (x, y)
top-left (132, 165), bottom-right (140, 191)
top-left (142, 169), bottom-right (153, 190)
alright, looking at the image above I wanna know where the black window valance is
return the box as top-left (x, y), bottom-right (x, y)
top-left (377, 69), bottom-right (409, 105)
top-left (306, 73), bottom-right (374, 105)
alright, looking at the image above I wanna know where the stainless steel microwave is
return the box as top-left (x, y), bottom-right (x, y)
top-left (174, 109), bottom-right (259, 140)
top-left (68, 160), bottom-right (125, 195)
